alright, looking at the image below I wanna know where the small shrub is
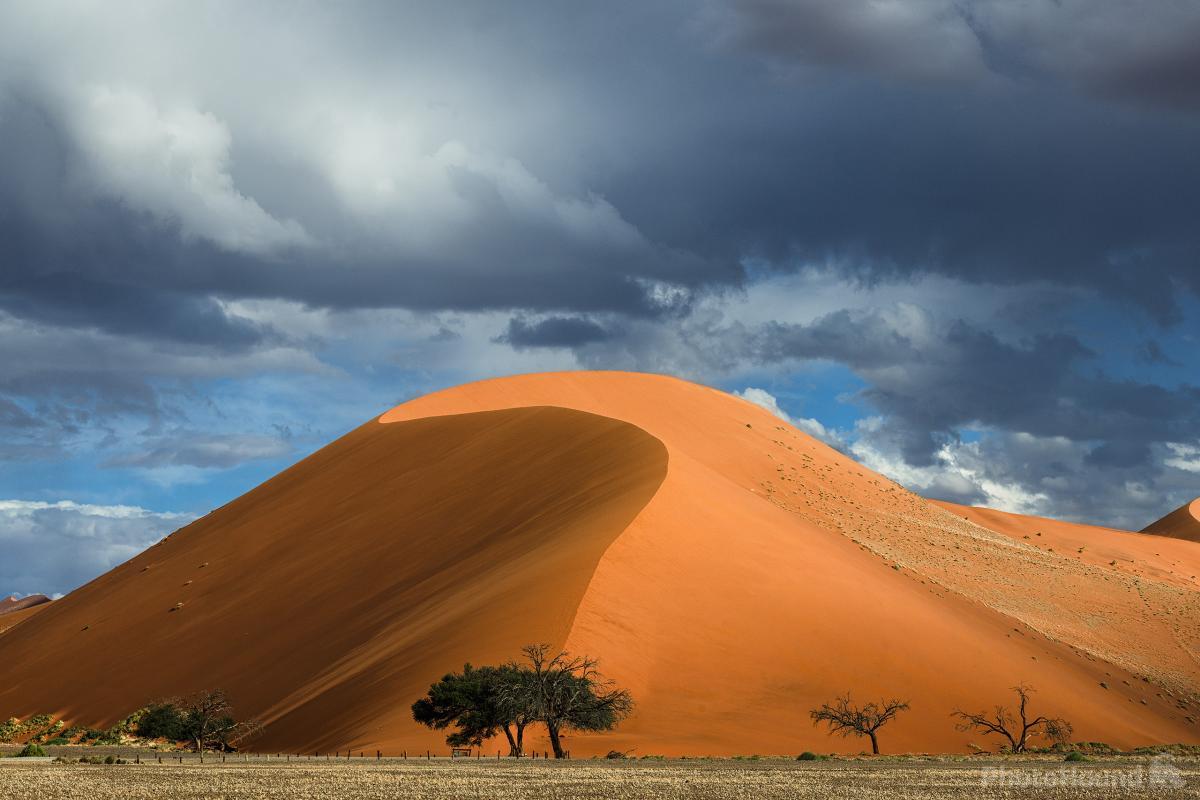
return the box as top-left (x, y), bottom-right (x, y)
top-left (0, 717), bottom-right (21, 742)
top-left (1064, 751), bottom-right (1088, 762)
top-left (605, 750), bottom-right (626, 759)
top-left (797, 751), bottom-right (819, 761)
top-left (104, 755), bottom-right (116, 765)
top-left (17, 743), bottom-right (46, 757)
top-left (44, 737), bottom-right (69, 746)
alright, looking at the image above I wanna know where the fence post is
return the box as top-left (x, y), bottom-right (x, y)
top-left (426, 750), bottom-right (430, 761)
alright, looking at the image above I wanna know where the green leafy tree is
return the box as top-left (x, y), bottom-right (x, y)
top-left (504, 644), bottom-right (633, 759)
top-left (137, 702), bottom-right (186, 741)
top-left (412, 664), bottom-right (533, 756)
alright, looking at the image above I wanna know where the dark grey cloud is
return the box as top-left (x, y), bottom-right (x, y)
top-left (755, 305), bottom-right (1200, 466)
top-left (720, 0), bottom-right (1200, 112)
top-left (498, 316), bottom-right (612, 349)
top-left (1, 0), bottom-right (1196, 335)
top-left (0, 0), bottom-right (1195, 548)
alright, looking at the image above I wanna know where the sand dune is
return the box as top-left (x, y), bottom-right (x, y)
top-left (1143, 498), bottom-right (1200, 543)
top-left (0, 594), bottom-right (50, 617)
top-left (0, 372), bottom-right (1196, 755)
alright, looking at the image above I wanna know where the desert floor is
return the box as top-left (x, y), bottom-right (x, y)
top-left (1, 757), bottom-right (1197, 800)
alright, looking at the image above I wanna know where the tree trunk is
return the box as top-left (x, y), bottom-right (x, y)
top-left (502, 725), bottom-right (519, 757)
top-left (515, 722), bottom-right (525, 757)
top-left (546, 722), bottom-right (565, 759)
top-left (868, 732), bottom-right (879, 755)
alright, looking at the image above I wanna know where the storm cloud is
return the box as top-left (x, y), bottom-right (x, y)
top-left (0, 0), bottom-right (1197, 594)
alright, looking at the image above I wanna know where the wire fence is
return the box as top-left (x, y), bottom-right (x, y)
top-left (1, 744), bottom-right (571, 764)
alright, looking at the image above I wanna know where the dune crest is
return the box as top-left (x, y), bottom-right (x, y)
top-left (1143, 498), bottom-right (1200, 544)
top-left (0, 594), bottom-right (50, 616)
top-left (0, 372), bottom-right (1196, 754)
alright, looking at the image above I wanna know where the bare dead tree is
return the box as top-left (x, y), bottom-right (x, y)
top-left (177, 689), bottom-right (262, 753)
top-left (503, 644), bottom-right (633, 759)
top-left (810, 693), bottom-right (910, 755)
top-left (952, 684), bottom-right (1073, 753)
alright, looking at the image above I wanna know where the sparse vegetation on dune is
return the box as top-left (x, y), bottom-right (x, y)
top-left (0, 690), bottom-right (259, 755)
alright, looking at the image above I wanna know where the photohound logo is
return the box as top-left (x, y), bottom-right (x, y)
top-left (979, 753), bottom-right (1185, 790)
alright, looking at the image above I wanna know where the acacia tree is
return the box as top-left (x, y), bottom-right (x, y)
top-left (810, 693), bottom-right (910, 755)
top-left (412, 664), bottom-right (533, 756)
top-left (952, 684), bottom-right (1072, 753)
top-left (177, 690), bottom-right (261, 753)
top-left (504, 644), bottom-right (633, 759)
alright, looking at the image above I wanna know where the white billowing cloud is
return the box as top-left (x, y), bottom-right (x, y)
top-left (63, 85), bottom-right (311, 255)
top-left (322, 131), bottom-right (645, 254)
top-left (847, 421), bottom-right (1200, 530)
top-left (0, 2), bottom-right (648, 263)
top-left (733, 387), bottom-right (843, 447)
top-left (1165, 443), bottom-right (1200, 474)
top-left (850, 418), bottom-right (1050, 516)
top-left (0, 500), bottom-right (193, 597)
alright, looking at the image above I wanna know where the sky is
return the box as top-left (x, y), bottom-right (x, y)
top-left (1, 0), bottom-right (1199, 598)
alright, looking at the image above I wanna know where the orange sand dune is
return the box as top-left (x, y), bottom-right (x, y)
top-left (0, 594), bottom-right (50, 617)
top-left (0, 372), bottom-right (1196, 756)
top-left (0, 602), bottom-right (49, 636)
top-left (1143, 498), bottom-right (1200, 544)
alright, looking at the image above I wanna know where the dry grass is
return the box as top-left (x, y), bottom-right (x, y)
top-left (1, 757), bottom-right (1197, 799)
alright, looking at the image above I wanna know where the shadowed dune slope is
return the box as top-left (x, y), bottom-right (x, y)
top-left (0, 603), bottom-right (49, 636)
top-left (0, 406), bottom-right (667, 753)
top-left (1143, 498), bottom-right (1200, 543)
top-left (1, 371), bottom-right (1197, 756)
